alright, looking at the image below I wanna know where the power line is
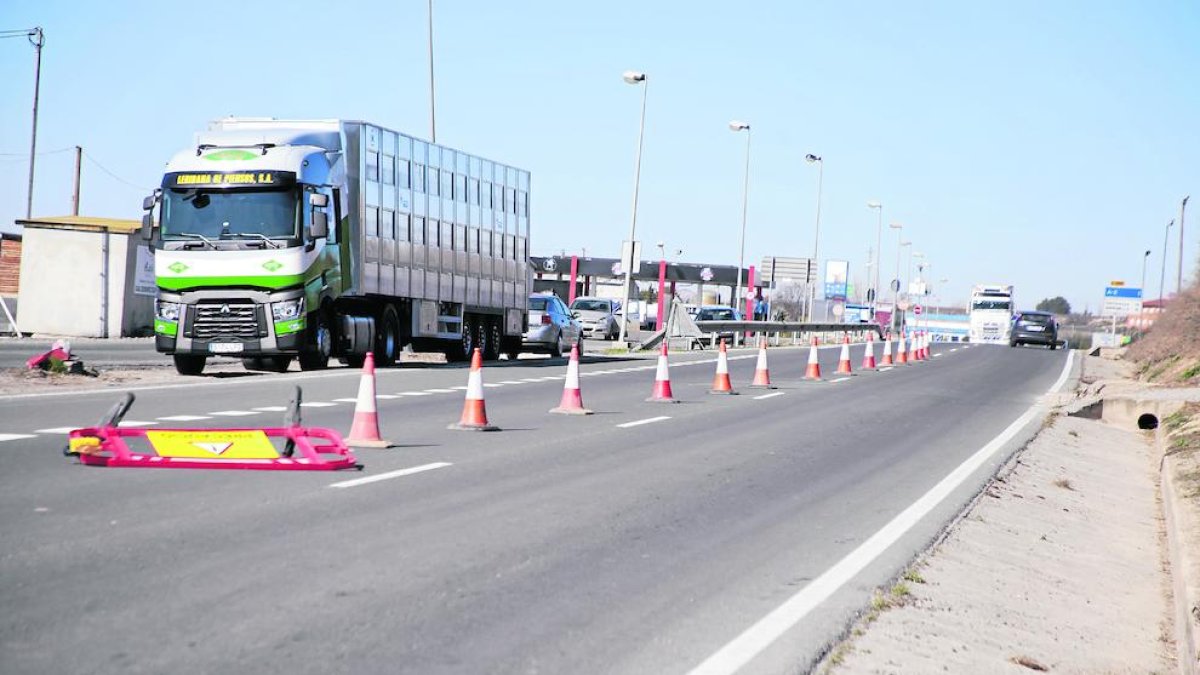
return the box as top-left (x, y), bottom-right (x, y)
top-left (0, 146), bottom-right (75, 157)
top-left (81, 150), bottom-right (152, 192)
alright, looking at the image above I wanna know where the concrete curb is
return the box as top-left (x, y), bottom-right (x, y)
top-left (1160, 438), bottom-right (1199, 674)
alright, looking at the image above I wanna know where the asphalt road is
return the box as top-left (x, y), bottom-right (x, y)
top-left (0, 341), bottom-right (1072, 674)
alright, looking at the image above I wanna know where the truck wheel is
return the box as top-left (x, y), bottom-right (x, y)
top-left (502, 336), bottom-right (521, 361)
top-left (173, 354), bottom-right (207, 376)
top-left (453, 315), bottom-right (475, 362)
top-left (482, 319), bottom-right (501, 361)
top-left (299, 309), bottom-right (331, 371)
top-left (260, 356), bottom-right (292, 372)
top-left (376, 306), bottom-right (401, 367)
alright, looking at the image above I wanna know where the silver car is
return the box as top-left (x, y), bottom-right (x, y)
top-left (523, 293), bottom-right (583, 357)
top-left (569, 297), bottom-right (620, 340)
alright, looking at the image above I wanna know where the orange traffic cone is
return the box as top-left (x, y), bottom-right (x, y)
top-left (836, 334), bottom-right (854, 375)
top-left (551, 343), bottom-right (593, 414)
top-left (908, 331), bottom-right (920, 363)
top-left (346, 352), bottom-right (394, 448)
top-left (750, 337), bottom-right (774, 389)
top-left (804, 336), bottom-right (823, 380)
top-left (920, 332), bottom-right (930, 360)
top-left (897, 333), bottom-right (909, 365)
top-left (449, 348), bottom-right (499, 431)
top-left (709, 339), bottom-right (737, 395)
top-left (647, 341), bottom-right (678, 403)
top-left (881, 332), bottom-right (894, 366)
top-left (861, 332), bottom-right (877, 370)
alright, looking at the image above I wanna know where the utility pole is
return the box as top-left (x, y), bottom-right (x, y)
top-left (1, 27), bottom-right (46, 219)
top-left (1161, 219), bottom-right (1174, 302)
top-left (71, 146), bottom-right (82, 216)
top-left (1179, 196), bottom-right (1190, 294)
top-left (427, 0), bottom-right (436, 143)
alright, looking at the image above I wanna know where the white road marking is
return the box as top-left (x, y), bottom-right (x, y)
top-left (252, 406), bottom-right (288, 412)
top-left (400, 391), bottom-right (433, 396)
top-left (425, 388), bottom-right (457, 393)
top-left (519, 378), bottom-right (543, 383)
top-left (0, 433), bottom-right (36, 442)
top-left (375, 394), bottom-right (399, 400)
top-left (950, 348), bottom-right (959, 352)
top-left (617, 416), bottom-right (671, 429)
top-left (879, 366), bottom-right (894, 372)
top-left (35, 426), bottom-right (80, 434)
top-left (334, 398), bottom-right (360, 403)
top-left (209, 410), bottom-right (260, 416)
top-left (483, 383), bottom-right (503, 388)
top-left (300, 402), bottom-right (338, 408)
top-left (498, 380), bottom-right (524, 385)
top-left (752, 392), bottom-right (785, 400)
top-left (329, 462), bottom-right (452, 489)
top-left (686, 350), bottom-right (1076, 675)
top-left (118, 421), bottom-right (157, 427)
top-left (933, 353), bottom-right (944, 358)
top-left (451, 386), bottom-right (469, 390)
top-left (829, 377), bottom-right (851, 383)
top-left (155, 415), bottom-right (212, 422)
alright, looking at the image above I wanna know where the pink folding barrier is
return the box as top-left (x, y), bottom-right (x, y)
top-left (64, 389), bottom-right (360, 472)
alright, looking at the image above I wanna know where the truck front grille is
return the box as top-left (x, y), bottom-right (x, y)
top-left (193, 302), bottom-right (261, 339)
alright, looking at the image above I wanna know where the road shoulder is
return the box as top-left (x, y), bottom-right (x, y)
top-left (821, 353), bottom-right (1176, 673)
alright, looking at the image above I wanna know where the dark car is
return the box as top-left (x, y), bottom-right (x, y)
top-left (1010, 311), bottom-right (1059, 349)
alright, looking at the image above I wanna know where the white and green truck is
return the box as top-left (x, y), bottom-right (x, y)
top-left (142, 118), bottom-right (530, 375)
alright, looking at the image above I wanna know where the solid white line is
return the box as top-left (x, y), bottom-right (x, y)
top-left (425, 388), bottom-right (457, 393)
top-left (0, 433), bottom-right (37, 442)
top-left (519, 378), bottom-right (543, 383)
top-left (210, 410), bottom-right (260, 416)
top-left (300, 402), bottom-right (337, 408)
top-left (252, 406), bottom-right (288, 412)
top-left (375, 394), bottom-right (399, 400)
top-left (753, 392), bottom-right (785, 400)
top-left (483, 383), bottom-right (503, 388)
top-left (329, 462), bottom-right (452, 489)
top-left (498, 380), bottom-right (524, 385)
top-left (155, 415), bottom-right (211, 422)
top-left (687, 349), bottom-right (1076, 675)
top-left (617, 416), bottom-right (671, 429)
top-left (400, 391), bottom-right (433, 396)
top-left (333, 398), bottom-right (360, 403)
top-left (35, 426), bottom-right (80, 434)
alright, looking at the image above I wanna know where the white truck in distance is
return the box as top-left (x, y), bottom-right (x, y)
top-left (141, 118), bottom-right (531, 375)
top-left (968, 284), bottom-right (1014, 343)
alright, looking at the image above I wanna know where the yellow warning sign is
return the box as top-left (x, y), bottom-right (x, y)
top-left (146, 430), bottom-right (279, 459)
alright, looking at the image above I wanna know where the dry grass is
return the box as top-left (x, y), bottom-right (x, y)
top-left (1128, 284), bottom-right (1200, 383)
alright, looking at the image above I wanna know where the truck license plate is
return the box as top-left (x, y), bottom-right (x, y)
top-left (209, 343), bottom-right (244, 354)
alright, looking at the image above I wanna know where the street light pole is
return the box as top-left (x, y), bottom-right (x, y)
top-left (1161, 219), bottom-right (1174, 302)
top-left (1141, 249), bottom-right (1151, 292)
top-left (805, 154), bottom-right (823, 322)
top-left (1179, 196), bottom-right (1190, 294)
top-left (617, 71), bottom-right (648, 347)
top-left (866, 200), bottom-right (882, 316)
top-left (730, 120), bottom-right (751, 345)
top-left (427, 1), bottom-right (436, 143)
top-left (888, 223), bottom-right (903, 333)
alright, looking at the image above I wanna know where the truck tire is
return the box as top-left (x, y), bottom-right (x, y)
top-left (299, 309), bottom-right (332, 371)
top-left (173, 354), bottom-right (207, 376)
top-left (502, 336), bottom-right (521, 361)
top-left (481, 318), bottom-right (501, 361)
top-left (451, 315), bottom-right (475, 362)
top-left (376, 306), bottom-right (401, 367)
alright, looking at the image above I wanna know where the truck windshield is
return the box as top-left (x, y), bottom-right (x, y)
top-left (161, 188), bottom-right (298, 240)
top-left (972, 300), bottom-right (1011, 311)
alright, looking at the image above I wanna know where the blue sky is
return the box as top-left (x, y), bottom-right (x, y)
top-left (1, 1), bottom-right (1197, 312)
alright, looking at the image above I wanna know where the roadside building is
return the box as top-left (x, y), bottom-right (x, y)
top-left (15, 215), bottom-right (154, 337)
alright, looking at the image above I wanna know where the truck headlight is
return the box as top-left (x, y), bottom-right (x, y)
top-left (271, 298), bottom-right (305, 321)
top-left (155, 300), bottom-right (181, 322)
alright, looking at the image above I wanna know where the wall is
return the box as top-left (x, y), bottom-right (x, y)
top-left (0, 236), bottom-right (20, 295)
top-left (16, 227), bottom-right (153, 337)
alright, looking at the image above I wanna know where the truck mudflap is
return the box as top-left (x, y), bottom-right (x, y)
top-left (64, 389), bottom-right (361, 471)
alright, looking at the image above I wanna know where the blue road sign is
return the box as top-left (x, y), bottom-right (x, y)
top-left (1104, 286), bottom-right (1142, 299)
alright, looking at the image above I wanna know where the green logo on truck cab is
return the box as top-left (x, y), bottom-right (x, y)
top-left (262, 260), bottom-right (283, 272)
top-left (202, 149), bottom-right (259, 161)
top-left (168, 261), bottom-right (189, 274)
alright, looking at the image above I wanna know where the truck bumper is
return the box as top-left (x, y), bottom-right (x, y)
top-left (154, 288), bottom-right (305, 357)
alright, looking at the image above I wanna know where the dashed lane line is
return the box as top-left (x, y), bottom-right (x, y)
top-left (0, 433), bottom-right (36, 442)
top-left (752, 392), bottom-right (786, 400)
top-left (329, 462), bottom-right (453, 489)
top-left (35, 426), bottom-right (81, 434)
top-left (253, 406), bottom-right (288, 412)
top-left (209, 410), bottom-right (261, 416)
top-left (156, 415), bottom-right (212, 422)
top-left (300, 402), bottom-right (338, 408)
top-left (616, 416), bottom-right (672, 429)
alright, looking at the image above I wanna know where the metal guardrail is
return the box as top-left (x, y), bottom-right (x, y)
top-left (637, 321), bottom-right (884, 350)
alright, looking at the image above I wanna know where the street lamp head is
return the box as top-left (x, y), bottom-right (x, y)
top-left (1168, 219), bottom-right (1175, 228)
top-left (866, 200), bottom-right (882, 209)
top-left (805, 153), bottom-right (821, 163)
top-left (889, 223), bottom-right (902, 230)
top-left (1145, 249), bottom-right (1152, 257)
top-left (729, 120), bottom-right (750, 132)
top-left (622, 71), bottom-right (646, 84)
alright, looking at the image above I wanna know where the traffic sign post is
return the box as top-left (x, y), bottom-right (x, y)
top-left (1102, 285), bottom-right (1142, 317)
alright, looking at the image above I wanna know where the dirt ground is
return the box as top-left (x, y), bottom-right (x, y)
top-left (822, 354), bottom-right (1178, 674)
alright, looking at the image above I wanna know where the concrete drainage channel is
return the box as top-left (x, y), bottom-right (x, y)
top-left (1071, 395), bottom-right (1198, 673)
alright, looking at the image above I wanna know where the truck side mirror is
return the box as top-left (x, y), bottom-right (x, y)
top-left (309, 193), bottom-right (329, 208)
top-left (142, 194), bottom-right (156, 211)
top-left (310, 211), bottom-right (328, 239)
top-left (141, 213), bottom-right (154, 241)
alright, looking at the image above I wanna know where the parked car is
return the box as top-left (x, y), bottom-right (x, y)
top-left (523, 293), bottom-right (583, 357)
top-left (1010, 311), bottom-right (1059, 349)
top-left (569, 297), bottom-right (620, 340)
top-left (694, 305), bottom-right (742, 343)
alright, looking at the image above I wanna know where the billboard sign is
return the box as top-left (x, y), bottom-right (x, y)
top-left (824, 260), bottom-right (849, 301)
